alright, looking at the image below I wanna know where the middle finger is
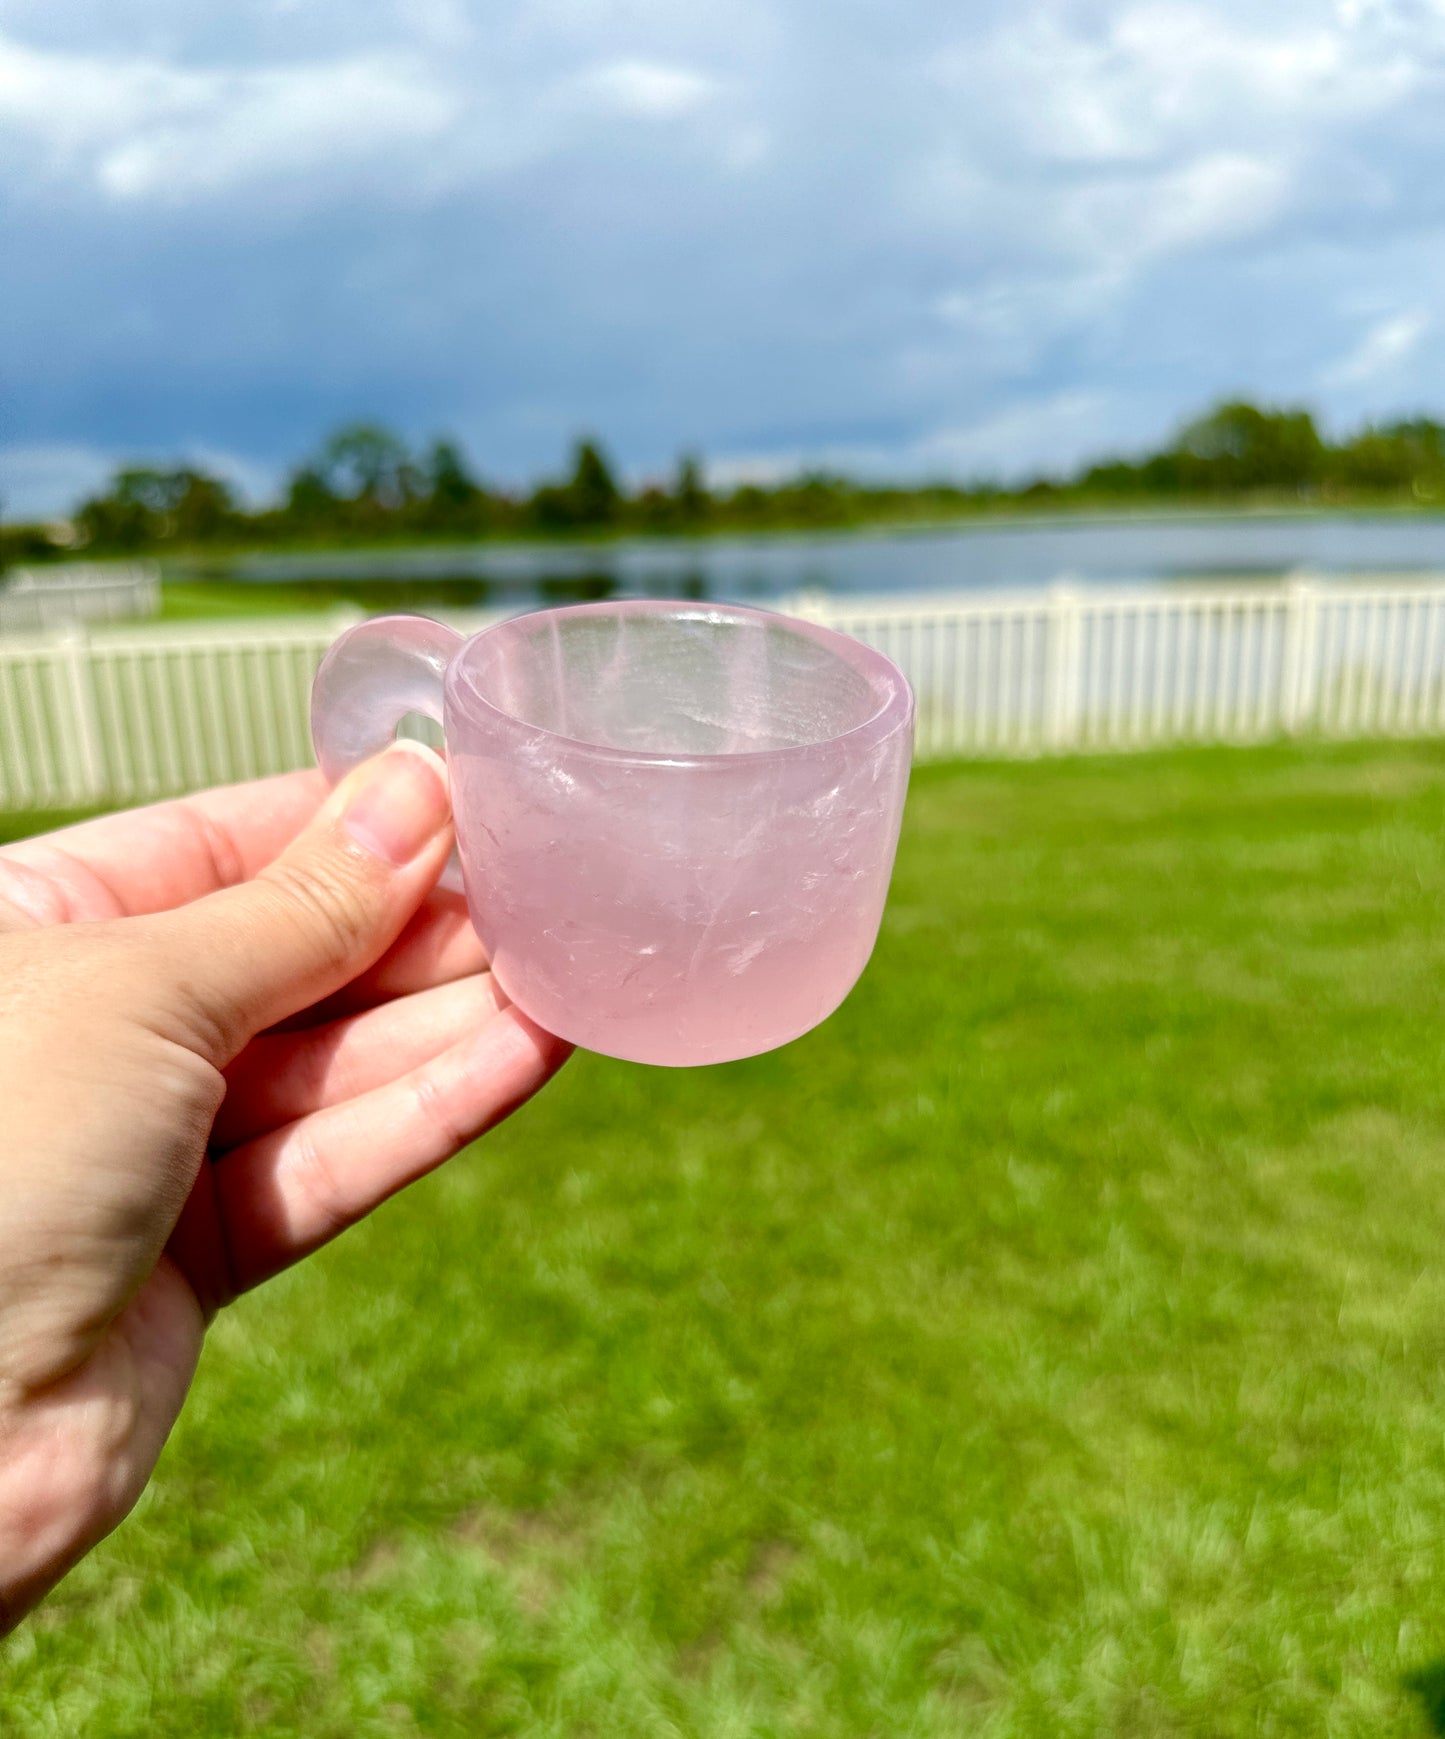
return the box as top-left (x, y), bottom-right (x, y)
top-left (216, 971), bottom-right (505, 1149)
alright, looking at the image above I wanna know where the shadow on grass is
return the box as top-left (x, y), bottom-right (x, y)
top-left (1404, 1663), bottom-right (1445, 1733)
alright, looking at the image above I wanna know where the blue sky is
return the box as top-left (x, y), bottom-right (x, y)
top-left (2, 0), bottom-right (1444, 518)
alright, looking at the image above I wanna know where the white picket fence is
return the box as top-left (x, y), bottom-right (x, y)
top-left (4, 578), bottom-right (1445, 812)
top-left (798, 576), bottom-right (1445, 756)
top-left (0, 563), bottom-right (161, 636)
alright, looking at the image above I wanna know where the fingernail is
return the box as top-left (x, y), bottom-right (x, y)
top-left (342, 743), bottom-right (451, 865)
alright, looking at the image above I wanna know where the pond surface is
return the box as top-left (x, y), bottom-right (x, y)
top-left (197, 511), bottom-right (1445, 611)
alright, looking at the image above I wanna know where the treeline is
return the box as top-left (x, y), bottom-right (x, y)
top-left (4, 425), bottom-right (953, 563)
top-left (1072, 402), bottom-right (1445, 502)
top-left (5, 400), bottom-right (1445, 565)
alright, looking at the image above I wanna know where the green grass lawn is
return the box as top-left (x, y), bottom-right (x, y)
top-left (10, 739), bottom-right (1445, 1735)
top-left (157, 578), bottom-right (349, 620)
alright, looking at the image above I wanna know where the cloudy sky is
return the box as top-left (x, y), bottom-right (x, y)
top-left (2, 0), bottom-right (1444, 517)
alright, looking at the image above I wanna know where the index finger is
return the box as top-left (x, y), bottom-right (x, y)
top-left (0, 769), bottom-right (328, 923)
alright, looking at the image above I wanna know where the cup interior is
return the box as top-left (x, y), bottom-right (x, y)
top-left (456, 602), bottom-right (893, 756)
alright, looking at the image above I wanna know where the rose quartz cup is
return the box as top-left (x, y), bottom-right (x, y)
top-left (311, 600), bottom-right (913, 1066)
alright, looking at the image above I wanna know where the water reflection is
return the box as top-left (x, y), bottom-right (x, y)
top-left (193, 511), bottom-right (1445, 614)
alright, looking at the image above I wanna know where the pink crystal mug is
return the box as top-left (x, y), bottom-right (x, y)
top-left (311, 600), bottom-right (914, 1066)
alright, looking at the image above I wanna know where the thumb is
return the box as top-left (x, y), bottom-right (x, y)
top-left (148, 740), bottom-right (455, 1064)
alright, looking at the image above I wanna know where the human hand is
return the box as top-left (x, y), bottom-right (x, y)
top-left (0, 745), bottom-right (570, 1634)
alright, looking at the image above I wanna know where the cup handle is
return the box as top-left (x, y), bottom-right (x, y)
top-left (311, 614), bottom-right (466, 893)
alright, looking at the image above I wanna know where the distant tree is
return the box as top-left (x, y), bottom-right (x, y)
top-left (1174, 402), bottom-right (1324, 493)
top-left (76, 466), bottom-right (236, 549)
top-left (633, 483), bottom-right (677, 532)
top-left (318, 423), bottom-right (418, 510)
top-left (426, 438), bottom-right (482, 508)
top-left (1384, 417), bottom-right (1445, 460)
top-left (284, 465), bottom-right (340, 522)
top-left (414, 437), bottom-right (501, 533)
top-left (1329, 418), bottom-right (1445, 495)
top-left (674, 452), bottom-right (710, 523)
top-left (1333, 428), bottom-right (1415, 493)
top-left (527, 483), bottom-right (578, 532)
top-left (0, 522), bottom-right (62, 571)
top-left (169, 472), bottom-right (236, 541)
top-left (75, 483), bottom-right (152, 551)
top-left (1139, 452), bottom-right (1183, 493)
top-left (728, 483), bottom-right (772, 524)
top-left (568, 438), bottom-right (621, 526)
top-left (773, 471), bottom-right (849, 525)
top-left (1077, 460), bottom-right (1143, 497)
top-left (47, 392), bottom-right (1445, 564)
top-left (527, 437), bottom-right (623, 531)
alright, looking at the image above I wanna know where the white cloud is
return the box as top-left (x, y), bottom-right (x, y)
top-left (908, 0), bottom-right (1442, 371)
top-left (0, 31), bottom-right (457, 202)
top-left (908, 393), bottom-right (1119, 484)
top-left (573, 57), bottom-right (716, 119)
top-left (943, 2), bottom-right (1424, 169)
top-left (394, 0), bottom-right (474, 48)
top-left (1324, 310), bottom-right (1431, 385)
top-left (704, 392), bottom-right (1119, 489)
top-left (910, 140), bottom-right (1288, 332)
top-left (935, 273), bottom-right (1121, 343)
top-left (1067, 152), bottom-right (1290, 267)
top-left (0, 28), bottom-right (731, 206)
top-left (920, 271), bottom-right (1126, 388)
top-left (1336, 0), bottom-right (1445, 29)
top-left (8, 0), bottom-right (1445, 515)
top-left (916, 0), bottom-right (1436, 284)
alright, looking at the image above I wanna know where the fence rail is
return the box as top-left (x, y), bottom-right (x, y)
top-left (800, 576), bottom-right (1445, 756)
top-left (4, 579), bottom-right (1445, 812)
top-left (0, 562), bottom-right (161, 636)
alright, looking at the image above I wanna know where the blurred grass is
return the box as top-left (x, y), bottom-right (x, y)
top-left (154, 577), bottom-right (502, 620)
top-left (9, 739), bottom-right (1445, 1734)
top-left (0, 806), bottom-right (103, 842)
top-left (157, 579), bottom-right (343, 620)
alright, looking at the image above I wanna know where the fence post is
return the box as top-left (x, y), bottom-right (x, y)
top-left (52, 628), bottom-right (107, 804)
top-left (787, 588), bottom-right (832, 626)
top-left (138, 562), bottom-right (162, 621)
top-left (1046, 583), bottom-right (1083, 748)
top-left (1281, 576), bottom-right (1318, 734)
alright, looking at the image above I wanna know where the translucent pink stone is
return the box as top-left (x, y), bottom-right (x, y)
top-left (313, 601), bottom-right (913, 1066)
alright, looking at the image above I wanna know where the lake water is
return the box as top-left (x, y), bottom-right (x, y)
top-left (209, 511), bottom-right (1445, 609)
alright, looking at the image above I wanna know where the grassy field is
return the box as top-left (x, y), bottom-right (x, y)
top-left (157, 578), bottom-right (352, 620)
top-left (8, 740), bottom-right (1445, 1734)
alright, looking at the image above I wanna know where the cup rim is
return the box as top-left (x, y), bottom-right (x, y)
top-left (445, 597), bottom-right (913, 767)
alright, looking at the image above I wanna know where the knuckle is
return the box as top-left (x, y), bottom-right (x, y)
top-left (289, 1124), bottom-right (351, 1244)
top-left (413, 1067), bottom-right (474, 1159)
top-left (261, 853), bottom-right (379, 976)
